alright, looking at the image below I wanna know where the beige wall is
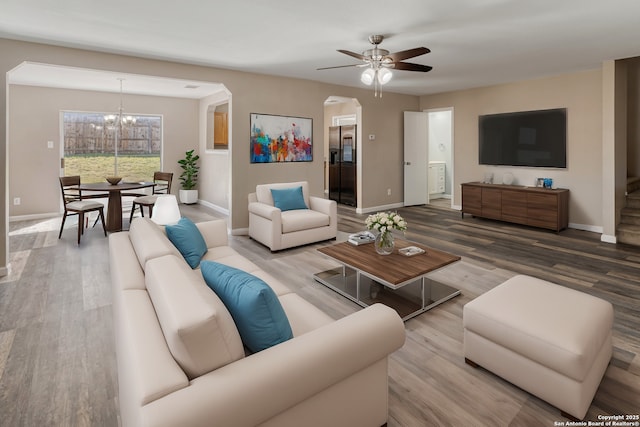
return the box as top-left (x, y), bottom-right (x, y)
top-left (199, 90), bottom-right (231, 213)
top-left (419, 69), bottom-right (605, 229)
top-left (8, 85), bottom-right (198, 217)
top-left (0, 37), bottom-right (418, 273)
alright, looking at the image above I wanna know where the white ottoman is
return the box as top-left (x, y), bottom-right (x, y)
top-left (463, 275), bottom-right (613, 420)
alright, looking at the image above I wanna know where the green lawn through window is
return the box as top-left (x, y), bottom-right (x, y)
top-left (64, 154), bottom-right (161, 184)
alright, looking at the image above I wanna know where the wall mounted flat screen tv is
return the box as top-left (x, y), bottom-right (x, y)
top-left (479, 108), bottom-right (567, 168)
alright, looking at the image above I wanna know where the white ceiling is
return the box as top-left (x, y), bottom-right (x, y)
top-left (8, 62), bottom-right (225, 99)
top-left (2, 0), bottom-right (640, 98)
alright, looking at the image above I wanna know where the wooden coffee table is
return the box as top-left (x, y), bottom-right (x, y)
top-left (314, 238), bottom-right (461, 321)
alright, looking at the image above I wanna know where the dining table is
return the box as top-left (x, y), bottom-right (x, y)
top-left (77, 181), bottom-right (155, 232)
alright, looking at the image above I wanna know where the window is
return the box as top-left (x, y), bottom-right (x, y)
top-left (62, 111), bottom-right (162, 182)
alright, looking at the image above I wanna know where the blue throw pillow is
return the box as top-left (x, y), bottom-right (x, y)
top-left (165, 217), bottom-right (208, 268)
top-left (270, 186), bottom-right (308, 211)
top-left (200, 261), bottom-right (293, 353)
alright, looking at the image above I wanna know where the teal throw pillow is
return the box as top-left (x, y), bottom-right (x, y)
top-left (165, 217), bottom-right (208, 268)
top-left (200, 261), bottom-right (293, 353)
top-left (270, 186), bottom-right (307, 211)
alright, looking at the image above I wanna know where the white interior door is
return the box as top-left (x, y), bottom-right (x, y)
top-left (404, 111), bottom-right (429, 206)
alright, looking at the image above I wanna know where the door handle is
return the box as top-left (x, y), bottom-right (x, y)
top-left (405, 162), bottom-right (411, 165)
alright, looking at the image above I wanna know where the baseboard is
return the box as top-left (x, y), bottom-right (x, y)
top-left (600, 234), bottom-right (617, 244)
top-left (569, 222), bottom-right (603, 234)
top-left (356, 203), bottom-right (404, 215)
top-left (231, 227), bottom-right (249, 236)
top-left (0, 266), bottom-right (8, 278)
top-left (197, 200), bottom-right (229, 216)
top-left (10, 212), bottom-right (59, 222)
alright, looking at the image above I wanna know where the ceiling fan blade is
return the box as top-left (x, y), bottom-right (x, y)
top-left (386, 47), bottom-right (430, 62)
top-left (337, 49), bottom-right (367, 61)
top-left (392, 62), bottom-right (433, 72)
top-left (317, 64), bottom-right (361, 70)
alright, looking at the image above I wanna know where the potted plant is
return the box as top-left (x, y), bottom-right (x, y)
top-left (178, 149), bottom-right (200, 204)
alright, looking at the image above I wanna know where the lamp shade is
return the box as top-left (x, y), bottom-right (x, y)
top-left (360, 68), bottom-right (375, 85)
top-left (151, 195), bottom-right (181, 226)
top-left (377, 68), bottom-right (392, 85)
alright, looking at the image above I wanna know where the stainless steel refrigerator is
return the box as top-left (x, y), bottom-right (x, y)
top-left (328, 125), bottom-right (357, 206)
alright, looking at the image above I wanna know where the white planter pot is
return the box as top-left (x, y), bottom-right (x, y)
top-left (179, 189), bottom-right (198, 204)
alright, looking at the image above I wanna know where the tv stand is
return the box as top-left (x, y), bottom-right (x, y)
top-left (461, 182), bottom-right (569, 232)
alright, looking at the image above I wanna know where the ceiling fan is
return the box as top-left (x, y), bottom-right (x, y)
top-left (318, 35), bottom-right (432, 97)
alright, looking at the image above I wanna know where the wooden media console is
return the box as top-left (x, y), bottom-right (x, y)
top-left (461, 182), bottom-right (569, 231)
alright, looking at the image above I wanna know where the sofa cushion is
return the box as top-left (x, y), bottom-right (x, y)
top-left (201, 261), bottom-right (293, 353)
top-left (129, 217), bottom-right (181, 271)
top-left (281, 209), bottom-right (330, 234)
top-left (166, 217), bottom-right (208, 268)
top-left (145, 255), bottom-right (245, 380)
top-left (256, 181), bottom-right (310, 207)
top-left (271, 186), bottom-right (308, 211)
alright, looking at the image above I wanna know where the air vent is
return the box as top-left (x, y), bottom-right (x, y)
top-left (184, 84), bottom-right (200, 89)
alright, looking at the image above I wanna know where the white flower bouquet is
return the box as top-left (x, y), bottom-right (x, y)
top-left (365, 211), bottom-right (407, 254)
top-left (365, 211), bottom-right (407, 234)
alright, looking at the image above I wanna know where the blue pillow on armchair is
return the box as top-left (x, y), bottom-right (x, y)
top-left (165, 217), bottom-right (208, 268)
top-left (270, 186), bottom-right (308, 211)
top-left (200, 261), bottom-right (293, 353)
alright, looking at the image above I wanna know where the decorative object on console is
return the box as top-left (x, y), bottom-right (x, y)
top-left (502, 172), bottom-right (514, 185)
top-left (178, 149), bottom-right (200, 204)
top-left (543, 178), bottom-right (553, 189)
top-left (483, 172), bottom-right (493, 184)
top-left (365, 211), bottom-right (407, 255)
top-left (250, 113), bottom-right (312, 163)
top-left (151, 195), bottom-right (181, 226)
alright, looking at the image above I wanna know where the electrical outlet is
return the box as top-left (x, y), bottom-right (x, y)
top-left (13, 197), bottom-right (20, 205)
top-left (47, 140), bottom-right (54, 149)
top-left (387, 189), bottom-right (391, 196)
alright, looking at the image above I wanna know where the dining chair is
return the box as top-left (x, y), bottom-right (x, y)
top-left (128, 171), bottom-right (173, 223)
top-left (58, 176), bottom-right (107, 244)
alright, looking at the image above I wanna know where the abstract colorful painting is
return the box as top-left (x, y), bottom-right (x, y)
top-left (250, 113), bottom-right (312, 163)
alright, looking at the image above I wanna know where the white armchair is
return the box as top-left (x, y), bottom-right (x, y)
top-left (248, 181), bottom-right (337, 251)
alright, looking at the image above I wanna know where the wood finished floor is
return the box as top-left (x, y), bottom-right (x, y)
top-left (0, 202), bottom-right (638, 426)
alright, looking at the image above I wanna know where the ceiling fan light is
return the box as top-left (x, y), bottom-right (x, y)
top-left (378, 68), bottom-right (392, 85)
top-left (360, 68), bottom-right (375, 85)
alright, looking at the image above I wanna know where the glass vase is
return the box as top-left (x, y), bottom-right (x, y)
top-left (375, 231), bottom-right (394, 255)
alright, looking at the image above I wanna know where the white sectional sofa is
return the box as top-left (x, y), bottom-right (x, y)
top-left (109, 217), bottom-right (405, 427)
top-left (248, 181), bottom-right (337, 251)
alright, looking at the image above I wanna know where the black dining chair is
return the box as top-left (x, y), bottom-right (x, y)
top-left (58, 176), bottom-right (107, 244)
top-left (128, 171), bottom-right (173, 223)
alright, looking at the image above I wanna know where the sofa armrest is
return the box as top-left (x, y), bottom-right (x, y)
top-left (248, 201), bottom-right (281, 221)
top-left (195, 219), bottom-right (229, 248)
top-left (309, 196), bottom-right (336, 218)
top-left (140, 304), bottom-right (405, 427)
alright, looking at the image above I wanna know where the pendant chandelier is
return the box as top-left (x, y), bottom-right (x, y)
top-left (104, 78), bottom-right (136, 175)
top-left (104, 78), bottom-right (136, 127)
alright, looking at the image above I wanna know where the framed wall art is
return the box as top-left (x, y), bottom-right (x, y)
top-left (250, 113), bottom-right (312, 163)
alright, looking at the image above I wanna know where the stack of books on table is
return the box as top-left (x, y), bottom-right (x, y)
top-left (348, 231), bottom-right (375, 246)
